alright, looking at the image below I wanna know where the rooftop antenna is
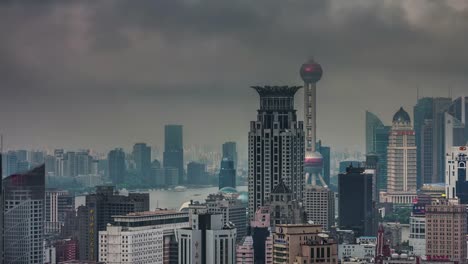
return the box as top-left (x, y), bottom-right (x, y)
top-left (417, 87), bottom-right (420, 101)
top-left (1, 134), bottom-right (3, 153)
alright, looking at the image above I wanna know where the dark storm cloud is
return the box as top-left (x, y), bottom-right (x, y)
top-left (0, 0), bottom-right (467, 154)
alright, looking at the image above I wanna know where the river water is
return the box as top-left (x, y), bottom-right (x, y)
top-left (75, 186), bottom-right (247, 211)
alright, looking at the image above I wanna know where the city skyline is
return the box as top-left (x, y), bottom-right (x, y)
top-left (1, 1), bottom-right (467, 153)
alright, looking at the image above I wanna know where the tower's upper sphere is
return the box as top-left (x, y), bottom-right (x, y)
top-left (300, 59), bottom-right (323, 83)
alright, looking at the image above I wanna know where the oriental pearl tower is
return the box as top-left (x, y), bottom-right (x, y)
top-left (300, 59), bottom-right (327, 187)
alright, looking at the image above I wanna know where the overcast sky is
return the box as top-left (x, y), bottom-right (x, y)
top-left (1, 0), bottom-right (467, 156)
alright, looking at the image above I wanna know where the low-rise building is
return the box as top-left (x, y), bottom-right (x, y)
top-left (99, 210), bottom-right (189, 264)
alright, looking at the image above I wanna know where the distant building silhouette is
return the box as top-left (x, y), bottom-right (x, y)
top-left (164, 125), bottom-right (184, 184)
top-left (132, 143), bottom-right (151, 184)
top-left (219, 158), bottom-right (236, 189)
top-left (222, 141), bottom-right (238, 169)
top-left (366, 111), bottom-right (390, 191)
top-left (187, 161), bottom-right (206, 185)
top-left (108, 148), bottom-right (126, 184)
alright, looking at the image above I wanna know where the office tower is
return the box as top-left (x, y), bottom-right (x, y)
top-left (45, 189), bottom-right (75, 235)
top-left (366, 111), bottom-right (391, 191)
top-left (6, 150), bottom-right (18, 176)
top-left (268, 180), bottom-right (305, 229)
top-left (338, 166), bottom-right (376, 237)
top-left (132, 143), bottom-right (151, 184)
top-left (17, 160), bottom-right (30, 173)
top-left (303, 185), bottom-right (335, 230)
top-left (77, 206), bottom-right (91, 261)
top-left (445, 146), bottom-right (468, 203)
top-left (248, 86), bottom-right (305, 221)
top-left (99, 210), bottom-right (189, 264)
top-left (164, 125), bottom-right (184, 184)
top-left (222, 141), bottom-right (238, 169)
top-left (272, 224), bottom-right (337, 264)
top-left (366, 153), bottom-right (380, 201)
top-left (300, 59), bottom-right (327, 187)
top-left (415, 98), bottom-right (452, 184)
top-left (236, 236), bottom-right (254, 264)
top-left (80, 186), bottom-right (149, 261)
top-left (387, 107), bottom-right (417, 199)
top-left (414, 97), bottom-right (433, 186)
top-left (3, 165), bottom-right (45, 264)
top-left (176, 213), bottom-right (237, 264)
top-left (219, 158), bottom-right (236, 189)
top-left (108, 148), bottom-right (126, 184)
top-left (445, 112), bottom-right (466, 151)
top-left (151, 160), bottom-right (166, 187)
top-left (205, 193), bottom-right (247, 242)
top-left (425, 198), bottom-right (467, 263)
top-left (187, 161), bottom-right (206, 185)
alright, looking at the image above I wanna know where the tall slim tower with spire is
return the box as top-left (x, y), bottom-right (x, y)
top-left (300, 59), bottom-right (326, 186)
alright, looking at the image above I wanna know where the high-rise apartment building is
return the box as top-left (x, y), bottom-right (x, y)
top-left (108, 148), bottom-right (126, 184)
top-left (3, 165), bottom-right (45, 264)
top-left (236, 236), bottom-right (254, 264)
top-left (408, 203), bottom-right (426, 257)
top-left (79, 186), bottom-right (149, 261)
top-left (222, 141), bottom-right (238, 169)
top-left (445, 146), bottom-right (468, 203)
top-left (365, 111), bottom-right (390, 191)
top-left (176, 213), bottom-right (237, 264)
top-left (387, 107), bottom-right (417, 200)
top-left (425, 199), bottom-right (467, 263)
top-left (272, 224), bottom-right (337, 264)
top-left (219, 158), bottom-right (236, 189)
top-left (164, 125), bottom-right (184, 184)
top-left (99, 210), bottom-right (189, 264)
top-left (132, 143), bottom-right (151, 184)
top-left (303, 185), bottom-right (335, 230)
top-left (338, 166), bottom-right (376, 237)
top-left (248, 86), bottom-right (305, 221)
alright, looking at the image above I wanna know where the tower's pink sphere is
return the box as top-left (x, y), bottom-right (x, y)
top-left (300, 60), bottom-right (323, 83)
top-left (305, 152), bottom-right (324, 167)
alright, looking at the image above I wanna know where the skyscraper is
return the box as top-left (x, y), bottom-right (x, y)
top-left (222, 141), bottom-right (238, 169)
top-left (164, 125), bottom-right (184, 184)
top-left (132, 143), bottom-right (151, 184)
top-left (3, 165), bottom-right (45, 264)
top-left (387, 107), bottom-right (417, 199)
top-left (6, 150), bottom-right (18, 176)
top-left (365, 111), bottom-right (390, 191)
top-left (268, 180), bottom-right (305, 229)
top-left (0, 153), bottom-right (3, 264)
top-left (219, 158), bottom-right (236, 189)
top-left (248, 86), bottom-right (305, 221)
top-left (300, 59), bottom-right (327, 187)
top-left (338, 165), bottom-right (376, 237)
top-left (108, 148), bottom-right (126, 184)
